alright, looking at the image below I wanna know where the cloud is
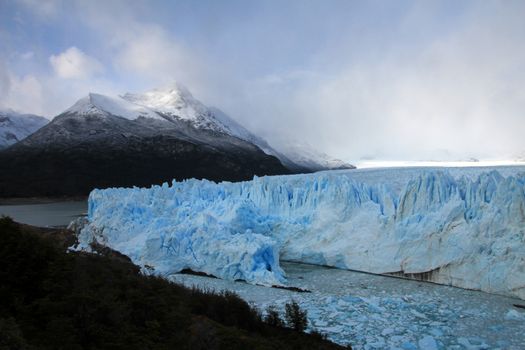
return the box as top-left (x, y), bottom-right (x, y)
top-left (20, 51), bottom-right (34, 60)
top-left (0, 61), bottom-right (11, 98)
top-left (229, 1), bottom-right (525, 161)
top-left (0, 72), bottom-right (46, 116)
top-left (15, 0), bottom-right (63, 20)
top-left (49, 47), bottom-right (104, 79)
top-left (113, 26), bottom-right (189, 80)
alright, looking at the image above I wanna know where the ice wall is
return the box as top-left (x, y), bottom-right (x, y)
top-left (77, 168), bottom-right (525, 299)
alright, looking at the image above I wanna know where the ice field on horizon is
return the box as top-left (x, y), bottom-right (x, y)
top-left (77, 165), bottom-right (525, 299)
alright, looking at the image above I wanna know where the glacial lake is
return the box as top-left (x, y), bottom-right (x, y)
top-left (0, 201), bottom-right (87, 227)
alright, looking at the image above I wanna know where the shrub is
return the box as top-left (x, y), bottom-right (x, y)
top-left (310, 328), bottom-right (328, 341)
top-left (264, 305), bottom-right (284, 327)
top-left (285, 300), bottom-right (308, 332)
top-left (0, 317), bottom-right (28, 350)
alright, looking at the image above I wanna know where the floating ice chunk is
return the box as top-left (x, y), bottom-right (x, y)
top-left (505, 309), bottom-right (525, 321)
top-left (418, 336), bottom-right (438, 350)
top-left (401, 342), bottom-right (418, 350)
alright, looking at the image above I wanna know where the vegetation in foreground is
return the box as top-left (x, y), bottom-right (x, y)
top-left (0, 217), bottom-right (348, 350)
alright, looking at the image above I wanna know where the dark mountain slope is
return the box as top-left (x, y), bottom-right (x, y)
top-left (0, 110), bottom-right (288, 197)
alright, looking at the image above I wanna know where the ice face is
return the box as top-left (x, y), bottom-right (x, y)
top-left (78, 180), bottom-right (286, 286)
top-left (77, 166), bottom-right (525, 299)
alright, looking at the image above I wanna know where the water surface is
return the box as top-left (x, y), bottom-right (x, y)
top-left (0, 201), bottom-right (87, 227)
top-left (171, 261), bottom-right (525, 349)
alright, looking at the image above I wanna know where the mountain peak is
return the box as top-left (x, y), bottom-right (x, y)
top-left (121, 82), bottom-right (207, 121)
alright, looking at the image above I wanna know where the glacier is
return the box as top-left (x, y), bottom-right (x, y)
top-left (77, 166), bottom-right (525, 299)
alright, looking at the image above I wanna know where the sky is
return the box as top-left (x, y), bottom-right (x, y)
top-left (0, 0), bottom-right (524, 162)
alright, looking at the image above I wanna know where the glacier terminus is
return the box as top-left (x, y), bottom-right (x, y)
top-left (76, 166), bottom-right (525, 300)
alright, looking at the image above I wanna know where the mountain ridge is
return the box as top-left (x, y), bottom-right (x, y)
top-left (0, 85), bottom-right (289, 197)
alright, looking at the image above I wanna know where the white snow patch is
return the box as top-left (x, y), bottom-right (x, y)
top-left (65, 93), bottom-right (163, 120)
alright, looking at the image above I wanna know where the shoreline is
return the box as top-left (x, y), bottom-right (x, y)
top-left (0, 196), bottom-right (87, 206)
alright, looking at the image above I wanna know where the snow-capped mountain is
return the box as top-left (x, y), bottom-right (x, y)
top-left (18, 83), bottom-right (280, 151)
top-left (0, 84), bottom-right (290, 197)
top-left (0, 109), bottom-right (48, 149)
top-left (60, 82), bottom-right (352, 173)
top-left (120, 83), bottom-right (353, 172)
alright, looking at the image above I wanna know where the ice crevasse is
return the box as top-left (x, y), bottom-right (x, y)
top-left (77, 167), bottom-right (525, 299)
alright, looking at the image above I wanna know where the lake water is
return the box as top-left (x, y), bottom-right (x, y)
top-left (0, 201), bottom-right (87, 227)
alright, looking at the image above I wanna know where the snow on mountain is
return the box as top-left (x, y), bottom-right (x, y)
top-left (204, 107), bottom-right (354, 171)
top-left (0, 109), bottom-right (48, 148)
top-left (77, 166), bottom-right (525, 299)
top-left (122, 83), bottom-right (207, 121)
top-left (272, 139), bottom-right (355, 171)
top-left (65, 93), bottom-right (164, 121)
top-left (207, 107), bottom-right (267, 148)
top-left (207, 106), bottom-right (296, 161)
top-left (121, 83), bottom-right (233, 133)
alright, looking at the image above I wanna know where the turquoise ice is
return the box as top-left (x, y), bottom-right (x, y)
top-left (77, 166), bottom-right (525, 299)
